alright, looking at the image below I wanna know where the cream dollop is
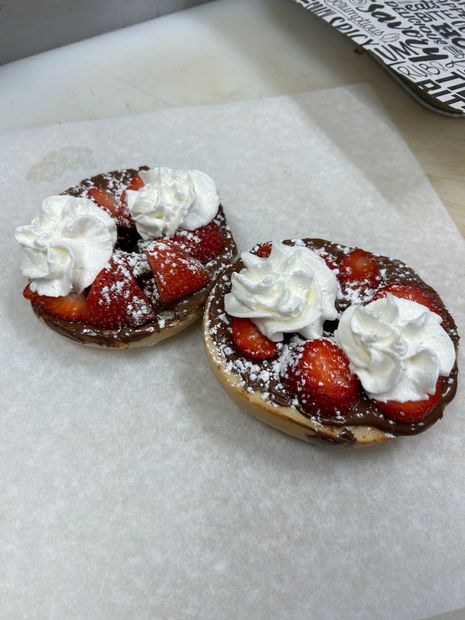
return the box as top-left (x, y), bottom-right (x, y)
top-left (335, 295), bottom-right (455, 402)
top-left (224, 242), bottom-right (338, 342)
top-left (125, 167), bottom-right (219, 240)
top-left (15, 195), bottom-right (117, 297)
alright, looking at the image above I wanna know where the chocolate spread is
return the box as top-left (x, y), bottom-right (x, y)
top-left (206, 239), bottom-right (459, 440)
top-left (32, 167), bottom-right (238, 347)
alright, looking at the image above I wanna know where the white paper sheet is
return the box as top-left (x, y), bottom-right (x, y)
top-left (1, 86), bottom-right (464, 620)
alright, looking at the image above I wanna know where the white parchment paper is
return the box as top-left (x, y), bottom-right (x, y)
top-left (1, 86), bottom-right (464, 620)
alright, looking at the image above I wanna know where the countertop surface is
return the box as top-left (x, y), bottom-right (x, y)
top-left (1, 0), bottom-right (464, 237)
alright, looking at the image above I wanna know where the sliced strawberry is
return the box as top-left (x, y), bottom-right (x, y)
top-left (231, 318), bottom-right (278, 360)
top-left (86, 255), bottom-right (155, 330)
top-left (171, 221), bottom-right (224, 263)
top-left (339, 248), bottom-right (380, 288)
top-left (120, 174), bottom-right (145, 210)
top-left (322, 254), bottom-right (338, 271)
top-left (146, 240), bottom-right (210, 304)
top-left (23, 284), bottom-right (37, 301)
top-left (87, 186), bottom-right (132, 228)
top-left (373, 379), bottom-right (443, 423)
top-left (127, 174), bottom-right (144, 191)
top-left (285, 339), bottom-right (360, 415)
top-left (24, 284), bottom-right (88, 322)
top-left (87, 187), bottom-right (120, 218)
top-left (372, 284), bottom-right (441, 316)
top-left (252, 242), bottom-right (272, 258)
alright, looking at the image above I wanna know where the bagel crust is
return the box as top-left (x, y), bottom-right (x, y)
top-left (203, 239), bottom-right (459, 447)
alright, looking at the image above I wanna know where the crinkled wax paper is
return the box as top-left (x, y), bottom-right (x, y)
top-left (1, 86), bottom-right (464, 620)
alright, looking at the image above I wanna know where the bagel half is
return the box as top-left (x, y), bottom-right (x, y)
top-left (203, 239), bottom-right (459, 447)
top-left (25, 167), bottom-right (238, 348)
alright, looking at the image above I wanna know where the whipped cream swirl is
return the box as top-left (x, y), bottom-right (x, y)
top-left (225, 242), bottom-right (338, 342)
top-left (15, 195), bottom-right (117, 297)
top-left (335, 295), bottom-right (455, 402)
top-left (126, 167), bottom-right (219, 240)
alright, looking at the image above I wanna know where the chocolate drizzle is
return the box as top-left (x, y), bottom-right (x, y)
top-left (206, 238), bottom-right (459, 438)
top-left (31, 167), bottom-right (238, 347)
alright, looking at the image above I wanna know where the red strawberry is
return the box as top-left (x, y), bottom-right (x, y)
top-left (120, 174), bottom-right (145, 210)
top-left (23, 284), bottom-right (88, 322)
top-left (127, 174), bottom-right (144, 191)
top-left (372, 284), bottom-right (441, 316)
top-left (87, 187), bottom-right (120, 217)
top-left (373, 379), bottom-right (443, 423)
top-left (146, 240), bottom-right (210, 304)
top-left (171, 221), bottom-right (224, 262)
top-left (86, 255), bottom-right (155, 329)
top-left (252, 242), bottom-right (272, 258)
top-left (322, 254), bottom-right (338, 272)
top-left (231, 318), bottom-right (278, 360)
top-left (339, 248), bottom-right (380, 288)
top-left (23, 284), bottom-right (36, 301)
top-left (87, 186), bottom-right (132, 228)
top-left (285, 339), bottom-right (360, 415)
